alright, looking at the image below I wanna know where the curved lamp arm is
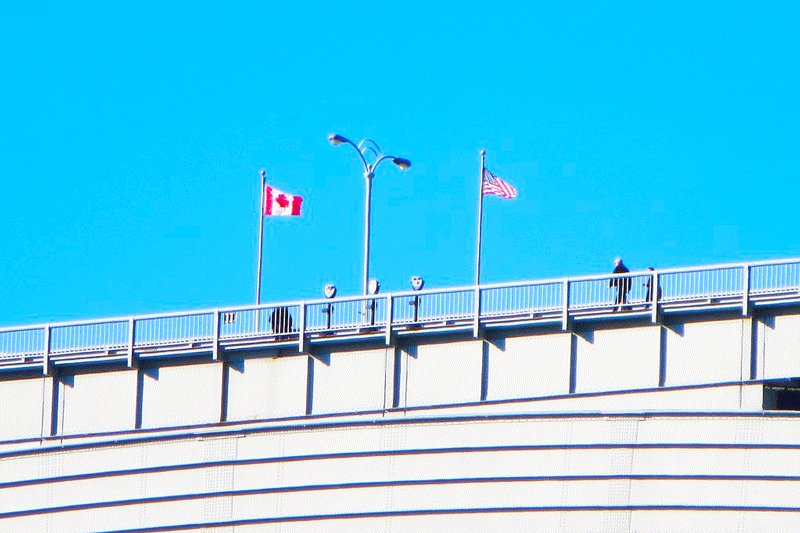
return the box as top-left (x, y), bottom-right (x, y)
top-left (329, 133), bottom-right (411, 176)
top-left (372, 154), bottom-right (412, 175)
top-left (329, 133), bottom-right (370, 173)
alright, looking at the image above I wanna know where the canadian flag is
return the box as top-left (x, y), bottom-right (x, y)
top-left (263, 185), bottom-right (303, 216)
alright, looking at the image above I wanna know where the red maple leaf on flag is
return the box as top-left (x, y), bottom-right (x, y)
top-left (263, 185), bottom-right (302, 216)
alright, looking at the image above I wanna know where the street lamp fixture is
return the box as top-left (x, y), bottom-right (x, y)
top-left (327, 134), bottom-right (348, 146)
top-left (328, 132), bottom-right (411, 295)
top-left (392, 157), bottom-right (412, 170)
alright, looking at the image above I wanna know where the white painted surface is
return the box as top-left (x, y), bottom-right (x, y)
top-left (0, 376), bottom-right (49, 440)
top-left (12, 312), bottom-right (800, 441)
top-left (486, 333), bottom-right (571, 400)
top-left (664, 319), bottom-right (745, 386)
top-left (426, 383), bottom-right (755, 416)
top-left (9, 306), bottom-right (800, 530)
top-left (310, 347), bottom-right (391, 414)
top-left (139, 362), bottom-right (223, 428)
top-left (403, 340), bottom-right (483, 407)
top-left (226, 354), bottom-right (308, 421)
top-left (763, 314), bottom-right (800, 379)
top-left (59, 369), bottom-right (137, 435)
top-left (574, 326), bottom-right (661, 393)
top-left (3, 414), bottom-right (800, 531)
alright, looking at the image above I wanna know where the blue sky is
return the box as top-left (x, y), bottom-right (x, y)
top-left (1, 3), bottom-right (798, 326)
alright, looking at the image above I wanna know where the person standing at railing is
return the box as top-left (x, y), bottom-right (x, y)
top-left (645, 266), bottom-right (662, 306)
top-left (610, 258), bottom-right (631, 311)
top-left (270, 307), bottom-right (293, 335)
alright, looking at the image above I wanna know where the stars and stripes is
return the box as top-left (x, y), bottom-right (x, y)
top-left (482, 168), bottom-right (517, 199)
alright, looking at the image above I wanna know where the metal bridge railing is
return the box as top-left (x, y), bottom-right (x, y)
top-left (479, 280), bottom-right (563, 317)
top-left (750, 261), bottom-right (800, 296)
top-left (568, 273), bottom-right (654, 310)
top-left (0, 327), bottom-right (45, 361)
top-left (50, 319), bottom-right (130, 356)
top-left (1, 258), bottom-right (799, 371)
top-left (304, 296), bottom-right (386, 332)
top-left (393, 287), bottom-right (475, 324)
top-left (657, 265), bottom-right (743, 304)
top-left (134, 311), bottom-right (216, 349)
top-left (218, 304), bottom-right (303, 339)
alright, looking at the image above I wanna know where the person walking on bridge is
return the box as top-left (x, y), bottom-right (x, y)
top-left (610, 257), bottom-right (631, 311)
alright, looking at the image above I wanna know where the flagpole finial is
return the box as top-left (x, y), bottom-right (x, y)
top-left (260, 169), bottom-right (266, 178)
top-left (480, 149), bottom-right (486, 156)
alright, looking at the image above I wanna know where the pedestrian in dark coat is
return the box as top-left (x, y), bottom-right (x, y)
top-left (270, 306), bottom-right (293, 334)
top-left (609, 257), bottom-right (631, 311)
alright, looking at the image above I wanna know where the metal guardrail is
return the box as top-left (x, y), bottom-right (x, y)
top-left (1, 258), bottom-right (799, 373)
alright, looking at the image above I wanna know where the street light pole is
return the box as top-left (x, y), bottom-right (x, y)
top-left (363, 169), bottom-right (373, 298)
top-left (328, 134), bottom-right (411, 295)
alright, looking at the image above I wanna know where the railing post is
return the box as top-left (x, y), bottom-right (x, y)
top-left (650, 271), bottom-right (660, 324)
top-left (298, 302), bottom-right (306, 353)
top-left (561, 279), bottom-right (570, 331)
top-left (42, 325), bottom-right (51, 376)
top-left (742, 263), bottom-right (751, 316)
top-left (472, 286), bottom-right (481, 338)
top-left (385, 294), bottom-right (393, 346)
top-left (127, 318), bottom-right (135, 368)
top-left (212, 310), bottom-right (220, 361)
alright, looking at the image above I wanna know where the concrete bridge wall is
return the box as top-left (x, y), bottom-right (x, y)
top-left (2, 310), bottom-right (800, 442)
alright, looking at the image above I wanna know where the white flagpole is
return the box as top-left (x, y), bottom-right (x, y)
top-left (256, 169), bottom-right (266, 305)
top-left (475, 149), bottom-right (486, 286)
top-left (473, 150), bottom-right (486, 338)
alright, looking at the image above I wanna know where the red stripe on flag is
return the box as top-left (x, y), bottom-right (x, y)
top-left (264, 186), bottom-right (274, 215)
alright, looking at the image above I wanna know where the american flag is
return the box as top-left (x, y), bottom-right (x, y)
top-left (482, 168), bottom-right (517, 199)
